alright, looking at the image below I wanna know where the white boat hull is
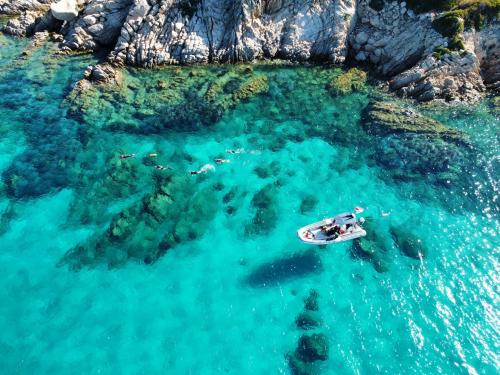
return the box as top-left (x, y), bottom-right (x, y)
top-left (297, 217), bottom-right (366, 245)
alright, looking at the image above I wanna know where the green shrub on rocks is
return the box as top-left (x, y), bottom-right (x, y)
top-left (432, 46), bottom-right (453, 59)
top-left (432, 12), bottom-right (465, 37)
top-left (453, 0), bottom-right (500, 29)
top-left (406, 0), bottom-right (458, 13)
top-left (329, 68), bottom-right (367, 96)
top-left (431, 0), bottom-right (500, 51)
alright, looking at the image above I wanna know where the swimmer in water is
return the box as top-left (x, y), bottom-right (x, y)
top-left (190, 163), bottom-right (216, 175)
top-left (226, 148), bottom-right (244, 155)
top-left (154, 165), bottom-right (171, 171)
top-left (214, 158), bottom-right (230, 164)
top-left (381, 211), bottom-right (392, 217)
top-left (119, 153), bottom-right (136, 159)
top-left (148, 153), bottom-right (158, 158)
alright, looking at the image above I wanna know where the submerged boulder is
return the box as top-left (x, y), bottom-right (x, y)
top-left (295, 312), bottom-right (322, 330)
top-left (304, 289), bottom-right (319, 311)
top-left (300, 195), bottom-right (318, 214)
top-left (375, 133), bottom-right (468, 178)
top-left (390, 225), bottom-right (428, 259)
top-left (351, 219), bottom-right (391, 273)
top-left (245, 183), bottom-right (279, 236)
top-left (362, 100), bottom-right (467, 142)
top-left (329, 68), bottom-right (367, 96)
top-left (296, 333), bottom-right (329, 362)
top-left (287, 353), bottom-right (318, 375)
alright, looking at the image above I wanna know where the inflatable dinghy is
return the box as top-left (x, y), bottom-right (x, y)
top-left (297, 212), bottom-right (366, 245)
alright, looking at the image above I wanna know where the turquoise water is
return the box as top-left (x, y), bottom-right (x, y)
top-left (0, 36), bottom-right (499, 374)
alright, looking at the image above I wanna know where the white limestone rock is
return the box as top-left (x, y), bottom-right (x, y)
top-left (51, 0), bottom-right (78, 21)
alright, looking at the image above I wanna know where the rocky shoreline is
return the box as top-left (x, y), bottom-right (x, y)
top-left (0, 0), bottom-right (498, 103)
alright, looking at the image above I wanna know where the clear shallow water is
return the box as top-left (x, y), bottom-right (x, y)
top-left (0, 36), bottom-right (498, 374)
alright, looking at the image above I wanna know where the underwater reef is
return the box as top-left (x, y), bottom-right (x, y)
top-left (60, 170), bottom-right (218, 269)
top-left (362, 100), bottom-right (467, 142)
top-left (288, 289), bottom-right (330, 375)
top-left (67, 64), bottom-right (270, 133)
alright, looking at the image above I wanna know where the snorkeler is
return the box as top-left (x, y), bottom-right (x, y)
top-left (119, 153), bottom-right (136, 159)
top-left (214, 158), bottom-right (230, 165)
top-left (190, 163), bottom-right (216, 175)
top-left (154, 165), bottom-right (171, 171)
top-left (226, 148), bottom-right (244, 155)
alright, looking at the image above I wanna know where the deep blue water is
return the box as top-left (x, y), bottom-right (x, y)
top-left (0, 35), bottom-right (499, 374)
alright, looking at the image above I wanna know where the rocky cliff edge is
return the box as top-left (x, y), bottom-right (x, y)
top-left (1, 0), bottom-right (499, 103)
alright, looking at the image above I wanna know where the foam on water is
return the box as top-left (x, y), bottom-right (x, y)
top-left (0, 36), bottom-right (498, 374)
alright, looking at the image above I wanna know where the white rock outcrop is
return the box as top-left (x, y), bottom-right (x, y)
top-left (50, 0), bottom-right (78, 21)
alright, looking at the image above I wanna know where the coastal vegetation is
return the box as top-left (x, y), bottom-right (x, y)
top-left (431, 0), bottom-right (500, 52)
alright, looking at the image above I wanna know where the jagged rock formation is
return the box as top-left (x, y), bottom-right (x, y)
top-left (469, 20), bottom-right (500, 91)
top-left (389, 51), bottom-right (485, 102)
top-left (349, 1), bottom-right (446, 76)
top-left (0, 0), bottom-right (52, 15)
top-left (1, 0), bottom-right (499, 103)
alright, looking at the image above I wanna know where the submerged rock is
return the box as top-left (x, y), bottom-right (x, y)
top-left (304, 289), bottom-right (319, 311)
top-left (295, 333), bottom-right (329, 362)
top-left (295, 312), bottom-right (322, 330)
top-left (390, 225), bottom-right (428, 259)
top-left (60, 171), bottom-right (217, 269)
top-left (328, 68), bottom-right (367, 96)
top-left (68, 66), bottom-right (270, 133)
top-left (375, 133), bottom-right (469, 178)
top-left (362, 100), bottom-right (467, 142)
top-left (351, 219), bottom-right (391, 273)
top-left (245, 183), bottom-right (279, 236)
top-left (287, 353), bottom-right (319, 375)
top-left (300, 195), bottom-right (318, 214)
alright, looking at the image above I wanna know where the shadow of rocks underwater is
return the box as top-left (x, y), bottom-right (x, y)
top-left (244, 251), bottom-right (323, 288)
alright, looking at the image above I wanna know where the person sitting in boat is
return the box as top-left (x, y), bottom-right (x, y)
top-left (324, 225), bottom-right (340, 238)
